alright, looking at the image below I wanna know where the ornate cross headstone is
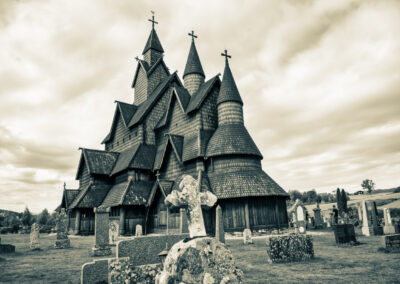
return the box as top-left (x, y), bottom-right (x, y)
top-left (165, 175), bottom-right (217, 238)
top-left (30, 223), bottom-right (40, 250)
top-left (54, 209), bottom-right (70, 248)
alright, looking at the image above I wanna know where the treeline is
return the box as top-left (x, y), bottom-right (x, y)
top-left (288, 189), bottom-right (349, 205)
top-left (0, 207), bottom-right (56, 233)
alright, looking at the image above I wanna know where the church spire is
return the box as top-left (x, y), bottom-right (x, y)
top-left (217, 50), bottom-right (243, 106)
top-left (183, 30), bottom-right (205, 95)
top-left (142, 11), bottom-right (164, 65)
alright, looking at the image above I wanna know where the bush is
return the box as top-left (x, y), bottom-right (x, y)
top-left (393, 187), bottom-right (400, 193)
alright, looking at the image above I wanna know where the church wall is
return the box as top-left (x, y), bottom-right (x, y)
top-left (144, 49), bottom-right (162, 66)
top-left (184, 73), bottom-right (204, 95)
top-left (199, 86), bottom-right (219, 130)
top-left (143, 88), bottom-right (171, 145)
top-left (159, 148), bottom-right (196, 180)
top-left (79, 163), bottom-right (91, 189)
top-left (218, 102), bottom-right (244, 125)
top-left (147, 64), bottom-right (168, 96)
top-left (134, 67), bottom-right (148, 105)
top-left (107, 113), bottom-right (142, 152)
top-left (208, 156), bottom-right (261, 173)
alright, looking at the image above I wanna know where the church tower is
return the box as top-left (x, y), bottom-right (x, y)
top-left (183, 31), bottom-right (205, 95)
top-left (142, 14), bottom-right (164, 66)
top-left (217, 50), bottom-right (244, 126)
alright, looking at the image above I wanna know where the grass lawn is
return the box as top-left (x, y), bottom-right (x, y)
top-left (1, 230), bottom-right (400, 283)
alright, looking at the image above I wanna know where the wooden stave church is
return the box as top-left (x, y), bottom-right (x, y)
top-left (59, 18), bottom-right (289, 236)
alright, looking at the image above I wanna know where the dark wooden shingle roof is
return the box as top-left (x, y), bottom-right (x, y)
top-left (76, 148), bottom-right (119, 178)
top-left (153, 135), bottom-right (184, 170)
top-left (217, 59), bottom-right (243, 106)
top-left (62, 189), bottom-right (80, 209)
top-left (111, 144), bottom-right (156, 175)
top-left (208, 168), bottom-right (288, 199)
top-left (182, 129), bottom-right (214, 162)
top-left (101, 180), bottom-right (153, 207)
top-left (69, 184), bottom-right (111, 209)
top-left (186, 75), bottom-right (220, 114)
top-left (183, 40), bottom-right (204, 78)
top-left (206, 124), bottom-right (262, 158)
top-left (142, 28), bottom-right (164, 54)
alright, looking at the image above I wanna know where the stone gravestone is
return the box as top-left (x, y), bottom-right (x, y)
top-left (370, 201), bottom-right (383, 235)
top-left (54, 209), bottom-right (70, 249)
top-left (135, 224), bottom-right (143, 236)
top-left (109, 221), bottom-right (119, 245)
top-left (90, 206), bottom-right (111, 256)
top-left (383, 208), bottom-right (398, 235)
top-left (0, 237), bottom-right (15, 254)
top-left (215, 205), bottom-right (225, 243)
top-left (361, 201), bottom-right (373, 236)
top-left (30, 223), bottom-right (40, 250)
top-left (313, 204), bottom-right (323, 229)
top-left (296, 205), bottom-right (306, 234)
top-left (156, 175), bottom-right (242, 284)
top-left (333, 224), bottom-right (357, 244)
top-left (243, 228), bottom-right (253, 244)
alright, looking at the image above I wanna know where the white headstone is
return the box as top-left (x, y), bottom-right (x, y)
top-left (109, 221), bottom-right (119, 245)
top-left (297, 206), bottom-right (304, 221)
top-left (243, 228), bottom-right (253, 244)
top-left (135, 224), bottom-right (143, 236)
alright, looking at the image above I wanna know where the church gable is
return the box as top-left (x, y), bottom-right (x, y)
top-left (133, 64), bottom-right (149, 105)
top-left (199, 83), bottom-right (219, 130)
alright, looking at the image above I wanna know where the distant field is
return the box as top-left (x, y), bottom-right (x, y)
top-left (1, 230), bottom-right (400, 283)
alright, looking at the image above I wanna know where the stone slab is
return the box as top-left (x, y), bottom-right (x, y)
top-left (81, 258), bottom-right (110, 284)
top-left (384, 225), bottom-right (399, 235)
top-left (381, 234), bottom-right (400, 250)
top-left (54, 239), bottom-right (70, 249)
top-left (117, 233), bottom-right (189, 266)
top-left (266, 233), bottom-right (314, 263)
top-left (333, 224), bottom-right (357, 244)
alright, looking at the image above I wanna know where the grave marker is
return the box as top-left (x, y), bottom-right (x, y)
top-left (135, 224), bottom-right (143, 236)
top-left (54, 209), bottom-right (70, 249)
top-left (215, 205), bottom-right (225, 243)
top-left (30, 223), bottom-right (40, 250)
top-left (109, 221), bottom-right (119, 245)
top-left (383, 208), bottom-right (398, 235)
top-left (243, 228), bottom-right (253, 244)
top-left (361, 201), bottom-right (373, 236)
top-left (333, 224), bottom-right (357, 244)
top-left (90, 206), bottom-right (111, 256)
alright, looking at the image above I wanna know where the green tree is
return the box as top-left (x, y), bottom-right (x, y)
top-left (341, 189), bottom-right (348, 212)
top-left (361, 179), bottom-right (375, 194)
top-left (306, 190), bottom-right (318, 204)
top-left (288, 190), bottom-right (303, 203)
top-left (38, 209), bottom-right (50, 226)
top-left (21, 206), bottom-right (33, 227)
top-left (336, 188), bottom-right (343, 214)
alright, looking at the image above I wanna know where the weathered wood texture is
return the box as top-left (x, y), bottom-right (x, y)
top-left (218, 101), bottom-right (244, 125)
top-left (184, 73), bottom-right (204, 95)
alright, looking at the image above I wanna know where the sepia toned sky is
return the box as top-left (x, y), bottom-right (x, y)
top-left (1, 0), bottom-right (399, 213)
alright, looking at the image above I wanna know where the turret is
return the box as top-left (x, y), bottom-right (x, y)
top-left (217, 50), bottom-right (244, 126)
top-left (142, 14), bottom-right (164, 66)
top-left (183, 31), bottom-right (205, 95)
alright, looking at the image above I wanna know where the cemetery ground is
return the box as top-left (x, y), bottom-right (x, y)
top-left (1, 231), bottom-right (400, 283)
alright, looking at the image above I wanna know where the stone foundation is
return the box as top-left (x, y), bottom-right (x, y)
top-left (90, 246), bottom-right (112, 257)
top-left (266, 233), bottom-right (314, 263)
top-left (54, 239), bottom-right (70, 249)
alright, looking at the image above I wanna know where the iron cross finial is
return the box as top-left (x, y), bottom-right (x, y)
top-left (221, 49), bottom-right (231, 61)
top-left (135, 56), bottom-right (139, 61)
top-left (148, 11), bottom-right (158, 28)
top-left (188, 30), bottom-right (197, 41)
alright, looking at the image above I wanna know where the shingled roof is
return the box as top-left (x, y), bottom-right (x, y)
top-left (153, 134), bottom-right (184, 170)
top-left (182, 129), bottom-right (214, 162)
top-left (61, 189), bottom-right (80, 209)
top-left (208, 168), bottom-right (289, 199)
top-left (69, 184), bottom-right (111, 209)
top-left (146, 179), bottom-right (174, 207)
top-left (131, 57), bottom-right (170, 88)
top-left (76, 148), bottom-right (119, 179)
top-left (217, 59), bottom-right (243, 106)
top-left (111, 143), bottom-right (156, 175)
top-left (186, 75), bottom-right (220, 114)
top-left (142, 28), bottom-right (164, 54)
top-left (129, 72), bottom-right (181, 127)
top-left (206, 124), bottom-right (262, 158)
top-left (101, 180), bottom-right (153, 207)
top-left (183, 40), bottom-right (204, 78)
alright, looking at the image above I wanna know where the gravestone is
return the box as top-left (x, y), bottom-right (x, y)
top-left (156, 175), bottom-right (242, 283)
top-left (370, 201), bottom-right (382, 235)
top-left (243, 228), bottom-right (253, 244)
top-left (296, 205), bottom-right (306, 234)
top-left (333, 224), bottom-right (357, 244)
top-left (164, 175), bottom-right (217, 238)
top-left (361, 201), bottom-right (373, 236)
top-left (90, 206), bottom-right (111, 256)
top-left (215, 205), bottom-right (225, 243)
top-left (357, 204), bottom-right (363, 222)
top-left (0, 237), bottom-right (15, 254)
top-left (383, 208), bottom-right (398, 234)
top-left (381, 234), bottom-right (400, 250)
top-left (135, 224), bottom-right (143, 236)
top-left (109, 221), bottom-right (119, 245)
top-left (30, 223), bottom-right (40, 250)
top-left (313, 204), bottom-right (323, 229)
top-left (54, 209), bottom-right (70, 249)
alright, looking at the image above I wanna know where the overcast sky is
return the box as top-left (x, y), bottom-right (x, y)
top-left (1, 0), bottom-right (399, 213)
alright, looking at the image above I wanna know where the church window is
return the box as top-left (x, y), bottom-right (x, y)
top-left (110, 207), bottom-right (120, 217)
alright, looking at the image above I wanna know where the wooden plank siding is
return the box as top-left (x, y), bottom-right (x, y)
top-left (134, 66), bottom-right (148, 105)
top-left (79, 163), bottom-right (91, 189)
top-left (107, 113), bottom-right (143, 152)
top-left (199, 87), bottom-right (219, 130)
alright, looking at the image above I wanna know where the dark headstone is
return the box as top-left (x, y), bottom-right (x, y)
top-left (333, 224), bottom-right (356, 244)
top-left (0, 244), bottom-right (15, 254)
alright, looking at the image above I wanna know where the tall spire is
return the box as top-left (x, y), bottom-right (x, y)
top-left (142, 11), bottom-right (164, 65)
top-left (183, 31), bottom-right (205, 78)
top-left (217, 50), bottom-right (243, 105)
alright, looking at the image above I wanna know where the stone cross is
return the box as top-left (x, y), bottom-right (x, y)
top-left (165, 175), bottom-right (217, 238)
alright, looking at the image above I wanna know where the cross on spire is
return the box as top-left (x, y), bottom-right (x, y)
top-left (148, 11), bottom-right (158, 28)
top-left (188, 30), bottom-right (197, 41)
top-left (221, 49), bottom-right (231, 62)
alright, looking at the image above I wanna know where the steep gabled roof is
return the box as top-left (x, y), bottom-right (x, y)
top-left (69, 184), bottom-right (111, 209)
top-left (146, 179), bottom-right (174, 207)
top-left (206, 124), bottom-right (262, 159)
top-left (155, 87), bottom-right (191, 130)
top-left (61, 189), bottom-right (80, 209)
top-left (208, 168), bottom-right (289, 199)
top-left (217, 59), bottom-right (243, 106)
top-left (182, 129), bottom-right (214, 162)
top-left (186, 75), bottom-right (220, 114)
top-left (101, 180), bottom-right (153, 207)
top-left (131, 57), bottom-right (170, 88)
top-left (153, 134), bottom-right (184, 170)
top-left (75, 148), bottom-right (119, 179)
top-left (102, 102), bottom-right (137, 144)
top-left (129, 72), bottom-right (182, 127)
top-left (183, 40), bottom-right (205, 78)
top-left (142, 28), bottom-right (164, 54)
top-left (111, 143), bottom-right (156, 175)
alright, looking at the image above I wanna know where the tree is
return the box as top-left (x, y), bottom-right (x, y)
top-left (336, 188), bottom-right (343, 214)
top-left (341, 189), bottom-right (348, 212)
top-left (361, 179), bottom-right (375, 194)
top-left (306, 190), bottom-right (318, 204)
top-left (38, 209), bottom-right (50, 226)
top-left (288, 190), bottom-right (303, 203)
top-left (21, 206), bottom-right (33, 227)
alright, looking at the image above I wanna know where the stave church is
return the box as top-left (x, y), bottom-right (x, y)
top-left (59, 15), bottom-right (289, 236)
